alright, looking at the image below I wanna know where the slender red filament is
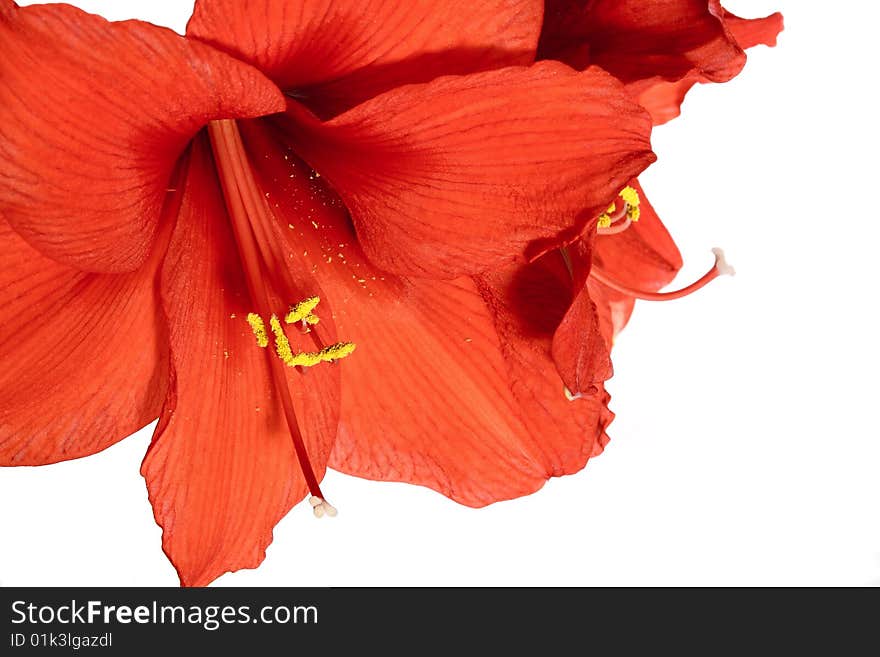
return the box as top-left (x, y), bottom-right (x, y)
top-left (590, 249), bottom-right (733, 301)
top-left (207, 119), bottom-right (325, 499)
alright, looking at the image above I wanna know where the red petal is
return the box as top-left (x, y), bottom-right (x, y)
top-left (540, 0), bottom-right (746, 84)
top-left (588, 280), bottom-right (637, 348)
top-left (547, 239), bottom-right (614, 394)
top-left (714, 5), bottom-right (784, 50)
top-left (634, 5), bottom-right (783, 124)
top-left (141, 138), bottom-right (338, 587)
top-left (282, 61), bottom-right (655, 279)
top-left (476, 254), bottom-right (615, 465)
top-left (188, 0), bottom-right (542, 117)
top-left (633, 75), bottom-right (700, 126)
top-left (537, 0), bottom-right (593, 68)
top-left (242, 124), bottom-right (613, 506)
top-left (0, 3), bottom-right (283, 273)
top-left (0, 217), bottom-right (166, 465)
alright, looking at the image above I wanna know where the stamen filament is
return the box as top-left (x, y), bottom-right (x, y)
top-left (590, 248), bottom-right (734, 301)
top-left (597, 217), bottom-right (632, 236)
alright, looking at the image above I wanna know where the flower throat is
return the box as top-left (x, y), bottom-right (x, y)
top-left (207, 119), bottom-right (353, 518)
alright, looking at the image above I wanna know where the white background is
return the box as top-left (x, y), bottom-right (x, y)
top-left (2, 0), bottom-right (878, 586)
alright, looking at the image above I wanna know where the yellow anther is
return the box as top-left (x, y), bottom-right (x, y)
top-left (249, 298), bottom-right (357, 368)
top-left (286, 342), bottom-right (357, 368)
top-left (619, 186), bottom-right (640, 208)
top-left (269, 315), bottom-right (295, 364)
top-left (320, 342), bottom-right (357, 362)
top-left (247, 313), bottom-right (269, 348)
top-left (285, 296), bottom-right (321, 324)
top-left (268, 313), bottom-right (356, 368)
top-left (622, 186), bottom-right (641, 222)
top-left (597, 186), bottom-right (641, 231)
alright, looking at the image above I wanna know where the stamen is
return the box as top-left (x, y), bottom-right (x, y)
top-left (597, 217), bottom-right (632, 236)
top-left (286, 342), bottom-right (357, 368)
top-left (285, 296), bottom-right (321, 324)
top-left (597, 185), bottom-right (641, 235)
top-left (309, 496), bottom-right (338, 518)
top-left (590, 248), bottom-right (734, 301)
top-left (619, 186), bottom-right (640, 211)
top-left (269, 314), bottom-right (295, 364)
top-left (247, 313), bottom-right (269, 348)
top-left (252, 303), bottom-right (357, 368)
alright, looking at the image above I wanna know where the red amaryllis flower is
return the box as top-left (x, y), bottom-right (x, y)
top-left (0, 0), bottom-right (655, 585)
top-left (533, 1), bottom-right (782, 392)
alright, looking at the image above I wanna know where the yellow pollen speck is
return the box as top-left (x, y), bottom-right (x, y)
top-left (628, 206), bottom-right (641, 222)
top-left (597, 213), bottom-right (612, 229)
top-left (247, 313), bottom-right (269, 348)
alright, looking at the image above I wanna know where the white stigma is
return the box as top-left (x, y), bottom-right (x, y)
top-left (563, 385), bottom-right (583, 401)
top-left (711, 247), bottom-right (736, 277)
top-left (309, 496), bottom-right (338, 518)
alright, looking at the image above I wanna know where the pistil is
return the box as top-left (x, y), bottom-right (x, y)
top-left (207, 119), bottom-right (331, 512)
top-left (590, 248), bottom-right (734, 300)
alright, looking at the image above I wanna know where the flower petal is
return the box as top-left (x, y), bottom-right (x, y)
top-left (632, 5), bottom-right (784, 125)
top-left (540, 0), bottom-right (746, 85)
top-left (283, 61), bottom-right (655, 279)
top-left (547, 238), bottom-right (614, 395)
top-left (0, 2), bottom-right (284, 273)
top-left (633, 75), bottom-right (701, 126)
top-left (476, 253), bottom-right (615, 466)
top-left (242, 124), bottom-right (612, 506)
top-left (711, 2), bottom-right (784, 50)
top-left (0, 216), bottom-right (166, 466)
top-left (188, 0), bottom-right (542, 117)
top-left (588, 281), bottom-right (637, 348)
top-left (141, 138), bottom-right (339, 586)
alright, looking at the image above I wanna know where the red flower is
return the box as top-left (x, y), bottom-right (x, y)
top-left (0, 0), bottom-right (655, 585)
top-left (534, 1), bottom-right (782, 392)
